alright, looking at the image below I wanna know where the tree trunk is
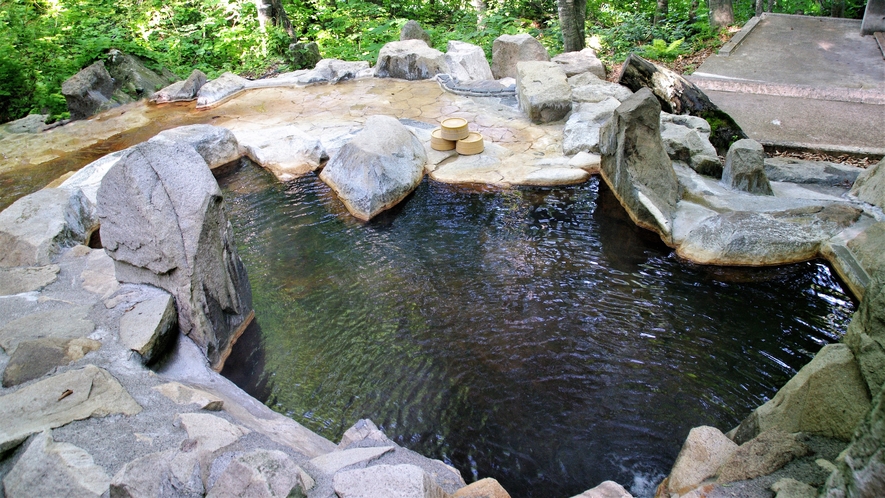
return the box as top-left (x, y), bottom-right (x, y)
top-left (617, 54), bottom-right (747, 154)
top-left (557, 0), bottom-right (587, 53)
top-left (654, 0), bottom-right (669, 27)
top-left (709, 0), bottom-right (734, 27)
top-left (472, 0), bottom-right (487, 26)
top-left (755, 0), bottom-right (764, 17)
top-left (831, 0), bottom-right (844, 17)
top-left (688, 0), bottom-right (699, 22)
top-left (256, 0), bottom-right (295, 38)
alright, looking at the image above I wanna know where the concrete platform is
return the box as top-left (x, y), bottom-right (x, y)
top-left (688, 13), bottom-right (885, 156)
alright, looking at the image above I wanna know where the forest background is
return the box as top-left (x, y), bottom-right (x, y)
top-left (0, 0), bottom-right (869, 123)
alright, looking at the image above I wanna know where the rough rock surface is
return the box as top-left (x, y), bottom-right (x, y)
top-left (571, 480), bottom-right (633, 498)
top-left (288, 41), bottom-right (322, 69)
top-left (319, 115), bottom-right (426, 221)
top-left (0, 265), bottom-right (59, 295)
top-left (110, 448), bottom-right (205, 497)
top-left (0, 113), bottom-right (49, 134)
top-left (153, 381), bottom-right (224, 411)
top-left (59, 151), bottom-right (126, 205)
top-left (722, 139), bottom-right (773, 195)
top-left (599, 88), bottom-right (679, 241)
top-left (0, 305), bottom-right (94, 355)
top-left (765, 157), bottom-right (863, 187)
top-left (771, 478), bottom-right (817, 498)
top-left (661, 121), bottom-right (721, 177)
top-left (0, 188), bottom-right (98, 267)
top-left (844, 267), bottom-right (885, 395)
top-left (2, 431), bottom-right (111, 498)
top-left (445, 40), bottom-right (494, 82)
top-left (2, 337), bottom-right (101, 387)
top-left (569, 74), bottom-right (634, 103)
top-left (206, 449), bottom-right (301, 497)
top-left (452, 477), bottom-right (512, 498)
top-left (562, 98), bottom-right (621, 155)
top-left (718, 429), bottom-right (812, 484)
top-left (333, 464), bottom-right (448, 498)
top-left (150, 69), bottom-right (208, 104)
top-left (400, 20), bottom-right (432, 45)
top-left (491, 34), bottom-right (550, 79)
top-left (516, 61), bottom-right (572, 123)
top-left (304, 59), bottom-right (371, 85)
top-left (233, 125), bottom-right (326, 181)
top-left (552, 48), bottom-right (606, 79)
top-left (822, 379), bottom-right (885, 498)
top-left (150, 124), bottom-right (242, 169)
top-left (119, 290), bottom-right (178, 365)
top-left (0, 365), bottom-right (142, 452)
top-left (668, 426), bottom-right (738, 494)
top-left (850, 156), bottom-right (885, 208)
top-left (374, 40), bottom-right (449, 81)
top-left (96, 140), bottom-right (253, 367)
top-left (732, 344), bottom-right (870, 444)
top-left (61, 61), bottom-right (116, 120)
top-left (105, 49), bottom-right (173, 98)
top-left (676, 204), bottom-right (862, 266)
top-left (197, 72), bottom-right (249, 108)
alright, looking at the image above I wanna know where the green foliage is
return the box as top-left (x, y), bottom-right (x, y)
top-left (638, 38), bottom-right (685, 61)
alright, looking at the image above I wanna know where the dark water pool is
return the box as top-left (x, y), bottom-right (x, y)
top-left (218, 162), bottom-right (854, 498)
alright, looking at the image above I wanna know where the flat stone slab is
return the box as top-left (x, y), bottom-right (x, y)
top-left (0, 365), bottom-right (142, 452)
top-left (0, 265), bottom-right (59, 295)
top-left (3, 337), bottom-right (101, 387)
top-left (309, 445), bottom-right (395, 475)
top-left (0, 305), bottom-right (95, 355)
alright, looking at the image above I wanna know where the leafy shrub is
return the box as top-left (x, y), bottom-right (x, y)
top-left (638, 38), bottom-right (685, 61)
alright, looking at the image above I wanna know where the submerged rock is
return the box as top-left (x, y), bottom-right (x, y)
top-left (319, 115), bottom-right (426, 221)
top-left (599, 88), bottom-right (679, 241)
top-left (96, 140), bottom-right (253, 367)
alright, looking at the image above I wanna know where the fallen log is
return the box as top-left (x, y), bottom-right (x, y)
top-left (618, 53), bottom-right (747, 154)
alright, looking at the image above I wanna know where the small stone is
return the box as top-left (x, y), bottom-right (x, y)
top-left (2, 337), bottom-right (101, 387)
top-left (80, 248), bottom-right (119, 299)
top-left (309, 446), bottom-right (395, 475)
top-left (339, 419), bottom-right (392, 449)
top-left (771, 478), bottom-right (817, 498)
top-left (288, 41), bottom-right (322, 69)
top-left (110, 449), bottom-right (204, 497)
top-left (521, 167), bottom-right (590, 186)
top-left (0, 365), bottom-right (142, 453)
top-left (333, 464), bottom-right (448, 498)
top-left (718, 429), bottom-right (812, 483)
top-left (2, 431), bottom-right (111, 497)
top-left (0, 265), bottom-right (59, 296)
top-left (453, 477), bottom-right (512, 498)
top-left (119, 291), bottom-right (177, 364)
top-left (153, 382), bottom-right (224, 411)
top-left (721, 139), bottom-right (773, 195)
top-left (177, 412), bottom-right (249, 453)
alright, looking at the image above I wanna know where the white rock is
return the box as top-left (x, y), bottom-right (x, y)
top-left (177, 412), bottom-right (250, 453)
top-left (233, 125), bottom-right (325, 181)
top-left (491, 34), bottom-right (549, 79)
top-left (309, 446), bottom-right (395, 475)
top-left (445, 41), bottom-right (493, 82)
top-left (667, 426), bottom-right (737, 495)
top-left (333, 464), bottom-right (448, 498)
top-left (375, 40), bottom-right (449, 80)
top-left (150, 124), bottom-right (242, 169)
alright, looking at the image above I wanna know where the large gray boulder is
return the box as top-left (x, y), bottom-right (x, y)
top-left (661, 121), bottom-right (721, 177)
top-left (197, 72), bottom-right (249, 108)
top-left (823, 379), bottom-right (885, 498)
top-left (850, 156), bottom-right (885, 208)
top-left (0, 365), bottom-right (142, 453)
top-left (319, 116), bottom-right (426, 221)
top-left (150, 69), bottom-right (208, 104)
top-left (233, 125), bottom-right (325, 181)
top-left (61, 61), bottom-right (116, 120)
top-left (765, 157), bottom-right (863, 187)
top-left (676, 204), bottom-right (861, 266)
top-left (516, 61), bottom-right (572, 124)
top-left (844, 268), bottom-right (885, 395)
top-left (491, 34), bottom-right (549, 79)
top-left (400, 20), bottom-right (432, 45)
top-left (0, 188), bottom-right (98, 267)
top-left (722, 139), bottom-right (773, 195)
top-left (732, 343), bottom-right (871, 444)
top-left (2, 431), bottom-right (111, 497)
top-left (374, 40), bottom-right (449, 80)
top-left (96, 140), bottom-right (253, 368)
top-left (105, 49), bottom-right (173, 98)
top-left (445, 41), bottom-right (494, 82)
top-left (150, 124), bottom-right (242, 169)
top-left (333, 464), bottom-right (448, 498)
top-left (562, 98), bottom-right (621, 155)
top-left (551, 48), bottom-right (605, 79)
top-left (599, 88), bottom-right (680, 241)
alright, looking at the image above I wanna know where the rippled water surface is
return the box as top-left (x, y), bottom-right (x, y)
top-left (218, 162), bottom-right (854, 498)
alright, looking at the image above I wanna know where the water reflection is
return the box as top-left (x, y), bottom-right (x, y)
top-left (218, 162), bottom-right (854, 498)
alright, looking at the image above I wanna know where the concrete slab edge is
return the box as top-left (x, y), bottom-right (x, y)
top-left (688, 75), bottom-right (885, 105)
top-left (718, 16), bottom-right (762, 57)
top-left (760, 140), bottom-right (885, 159)
top-left (821, 242), bottom-right (870, 300)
